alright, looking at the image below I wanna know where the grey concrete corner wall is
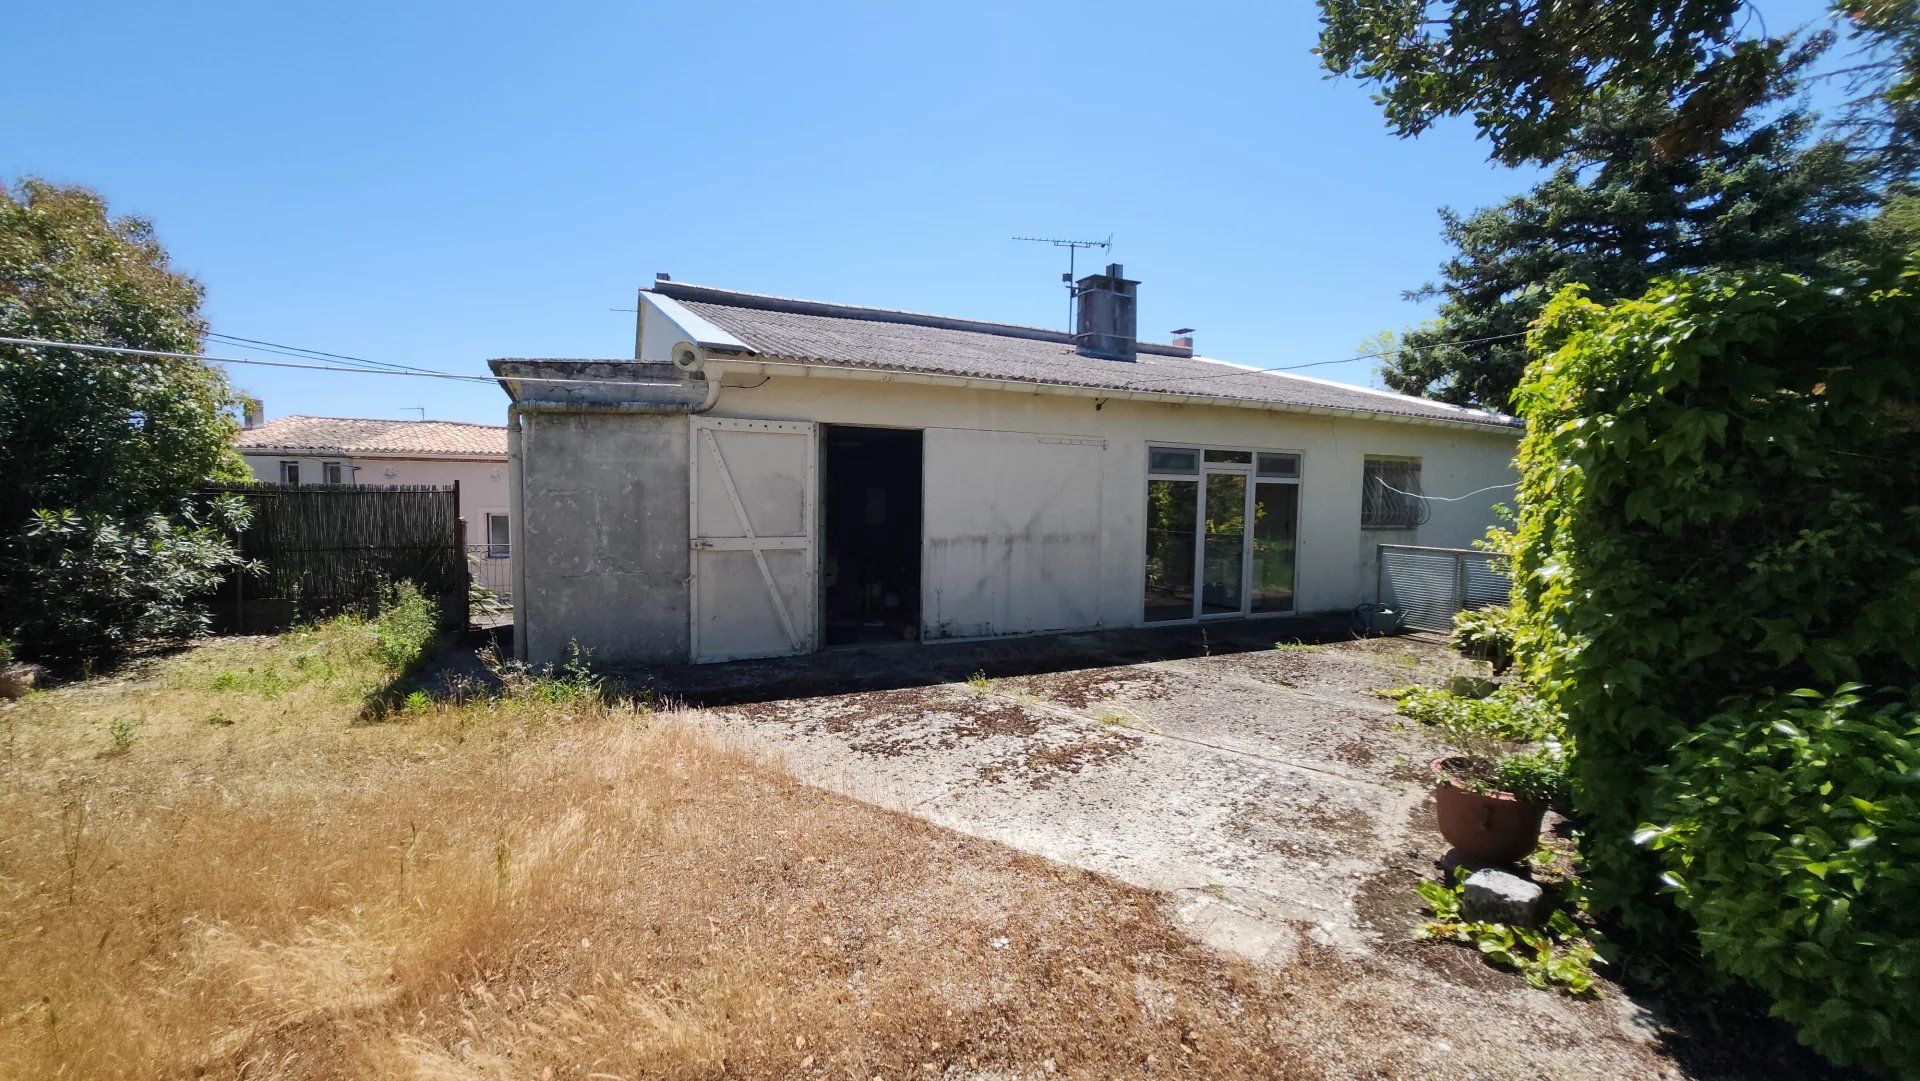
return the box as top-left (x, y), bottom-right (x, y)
top-left (520, 412), bottom-right (690, 666)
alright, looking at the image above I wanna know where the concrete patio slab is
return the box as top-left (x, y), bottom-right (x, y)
top-left (673, 630), bottom-right (1472, 963)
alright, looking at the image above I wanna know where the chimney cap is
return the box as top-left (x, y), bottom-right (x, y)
top-left (1171, 327), bottom-right (1195, 335)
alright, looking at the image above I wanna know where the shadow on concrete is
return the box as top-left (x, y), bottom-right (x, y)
top-left (612, 611), bottom-right (1362, 709)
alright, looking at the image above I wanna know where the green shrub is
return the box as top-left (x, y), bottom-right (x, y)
top-left (1510, 263), bottom-right (1920, 938)
top-left (1638, 687), bottom-right (1920, 1078)
top-left (1493, 746), bottom-right (1568, 805)
top-left (0, 497), bottom-right (251, 662)
top-left (1450, 605), bottom-right (1515, 668)
top-left (1507, 261), bottom-right (1920, 1068)
top-left (1391, 684), bottom-right (1565, 745)
top-left (370, 582), bottom-right (439, 674)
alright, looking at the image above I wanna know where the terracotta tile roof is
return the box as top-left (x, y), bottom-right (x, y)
top-left (648, 281), bottom-right (1521, 431)
top-left (235, 415), bottom-right (507, 457)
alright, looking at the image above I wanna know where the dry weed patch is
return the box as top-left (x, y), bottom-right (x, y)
top-left (0, 626), bottom-right (1400, 1080)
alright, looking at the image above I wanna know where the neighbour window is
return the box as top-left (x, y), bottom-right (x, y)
top-left (322, 461), bottom-right (343, 485)
top-left (279, 461), bottom-right (300, 486)
top-left (486, 513), bottom-right (510, 558)
top-left (1362, 457), bottom-right (1425, 530)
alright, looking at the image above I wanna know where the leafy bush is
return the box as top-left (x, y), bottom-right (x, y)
top-left (1493, 746), bottom-right (1568, 805)
top-left (1638, 687), bottom-right (1920, 1078)
top-left (1510, 263), bottom-right (1920, 936)
top-left (1391, 684), bottom-right (1564, 745)
top-left (369, 582), bottom-right (439, 674)
top-left (0, 497), bottom-right (251, 662)
top-left (1449, 605), bottom-right (1515, 669)
top-left (1507, 261), bottom-right (1920, 1068)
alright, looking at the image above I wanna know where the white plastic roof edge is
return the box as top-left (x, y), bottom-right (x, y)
top-left (642, 292), bottom-right (751, 352)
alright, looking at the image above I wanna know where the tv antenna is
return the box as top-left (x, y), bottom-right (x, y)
top-left (400, 406), bottom-right (426, 420)
top-left (1014, 234), bottom-right (1112, 331)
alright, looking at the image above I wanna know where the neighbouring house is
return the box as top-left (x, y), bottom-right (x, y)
top-left (234, 414), bottom-right (514, 575)
top-left (490, 267), bottom-right (1521, 666)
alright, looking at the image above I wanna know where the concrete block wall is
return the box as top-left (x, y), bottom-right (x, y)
top-left (520, 411), bottom-right (691, 666)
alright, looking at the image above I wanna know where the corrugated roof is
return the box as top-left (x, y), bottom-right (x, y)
top-left (650, 281), bottom-right (1519, 431)
top-left (235, 415), bottom-right (507, 457)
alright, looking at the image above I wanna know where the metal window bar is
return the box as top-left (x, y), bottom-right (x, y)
top-left (1362, 459), bottom-right (1429, 530)
top-left (1376, 543), bottom-right (1510, 632)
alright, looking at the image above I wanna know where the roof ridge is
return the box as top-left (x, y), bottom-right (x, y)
top-left (651, 279), bottom-right (1193, 358)
top-left (257, 414), bottom-right (506, 430)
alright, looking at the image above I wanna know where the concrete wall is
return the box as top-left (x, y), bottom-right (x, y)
top-left (512, 369), bottom-right (1518, 664)
top-left (709, 372), bottom-right (1518, 637)
top-left (240, 452), bottom-right (510, 536)
top-left (517, 411), bottom-right (691, 666)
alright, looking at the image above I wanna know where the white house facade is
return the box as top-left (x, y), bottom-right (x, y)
top-left (234, 415), bottom-right (513, 556)
top-left (491, 270), bottom-right (1522, 666)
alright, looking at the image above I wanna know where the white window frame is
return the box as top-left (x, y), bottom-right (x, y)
top-left (279, 460), bottom-right (300, 486)
top-left (1143, 442), bottom-right (1304, 625)
top-left (484, 513), bottom-right (510, 558)
top-left (321, 461), bottom-right (344, 485)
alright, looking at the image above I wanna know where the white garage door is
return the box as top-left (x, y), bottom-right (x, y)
top-left (689, 417), bottom-right (817, 663)
top-left (921, 429), bottom-right (1106, 639)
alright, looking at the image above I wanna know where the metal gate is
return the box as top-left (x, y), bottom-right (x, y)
top-left (1376, 544), bottom-right (1510, 632)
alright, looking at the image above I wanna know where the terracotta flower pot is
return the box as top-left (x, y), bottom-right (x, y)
top-left (1431, 757), bottom-right (1547, 867)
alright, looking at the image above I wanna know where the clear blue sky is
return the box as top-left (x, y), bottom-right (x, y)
top-left (5, 0), bottom-right (1839, 425)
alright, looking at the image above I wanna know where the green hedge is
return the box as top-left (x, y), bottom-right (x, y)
top-left (1507, 258), bottom-right (1920, 1071)
top-left (1641, 687), bottom-right (1920, 1077)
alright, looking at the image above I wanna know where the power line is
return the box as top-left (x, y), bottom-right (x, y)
top-left (2, 330), bottom-right (1529, 407)
top-left (0, 337), bottom-right (684, 391)
top-left (205, 331), bottom-right (446, 376)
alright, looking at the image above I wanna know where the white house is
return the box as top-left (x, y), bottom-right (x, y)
top-left (490, 268), bottom-right (1521, 666)
top-left (234, 414), bottom-right (512, 557)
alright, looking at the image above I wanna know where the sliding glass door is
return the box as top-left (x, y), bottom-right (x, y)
top-left (1143, 445), bottom-right (1301, 622)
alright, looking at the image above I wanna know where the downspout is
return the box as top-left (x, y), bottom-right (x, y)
top-left (503, 372), bottom-right (722, 662)
top-left (506, 414), bottom-right (527, 659)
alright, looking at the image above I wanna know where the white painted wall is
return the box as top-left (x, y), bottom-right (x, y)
top-left (921, 429), bottom-right (1108, 638)
top-left (239, 452), bottom-right (511, 539)
top-left (703, 370), bottom-right (1518, 639)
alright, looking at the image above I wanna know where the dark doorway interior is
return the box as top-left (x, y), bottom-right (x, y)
top-left (822, 425), bottom-right (923, 646)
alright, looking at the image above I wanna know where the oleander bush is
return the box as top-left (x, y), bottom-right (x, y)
top-left (1508, 258), bottom-right (1920, 1072)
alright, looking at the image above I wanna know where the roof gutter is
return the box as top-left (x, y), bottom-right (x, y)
top-left (703, 356), bottom-right (1519, 435)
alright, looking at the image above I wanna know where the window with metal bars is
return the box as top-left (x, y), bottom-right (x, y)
top-left (1362, 457), bottom-right (1426, 530)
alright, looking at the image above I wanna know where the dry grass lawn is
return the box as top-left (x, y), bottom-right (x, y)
top-left (0, 619), bottom-right (1694, 1080)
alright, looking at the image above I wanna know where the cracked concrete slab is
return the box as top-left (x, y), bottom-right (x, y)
top-left (682, 633), bottom-right (1471, 962)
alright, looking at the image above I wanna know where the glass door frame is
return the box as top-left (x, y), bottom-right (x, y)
top-left (1144, 442), bottom-right (1304, 625)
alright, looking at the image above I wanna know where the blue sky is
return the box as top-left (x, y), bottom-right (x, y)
top-left (6, 1), bottom-right (1840, 425)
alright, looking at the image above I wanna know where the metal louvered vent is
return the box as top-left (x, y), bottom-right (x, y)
top-left (1377, 544), bottom-right (1511, 632)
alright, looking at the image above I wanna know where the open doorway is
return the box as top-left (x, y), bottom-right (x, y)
top-left (821, 425), bottom-right (923, 646)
